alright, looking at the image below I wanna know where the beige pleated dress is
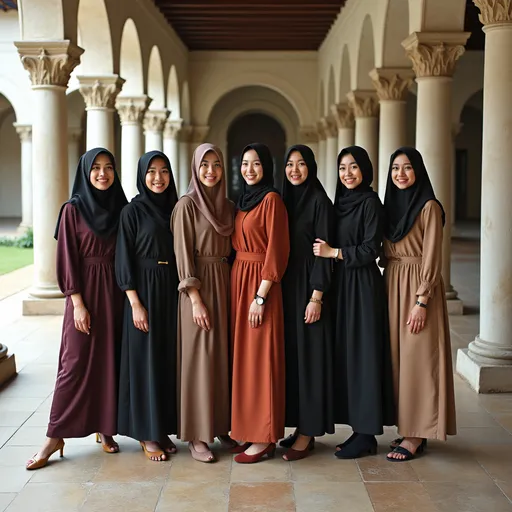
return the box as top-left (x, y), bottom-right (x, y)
top-left (383, 200), bottom-right (456, 440)
top-left (172, 195), bottom-right (234, 443)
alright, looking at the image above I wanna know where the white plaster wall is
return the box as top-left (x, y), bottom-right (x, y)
top-left (0, 110), bottom-right (21, 217)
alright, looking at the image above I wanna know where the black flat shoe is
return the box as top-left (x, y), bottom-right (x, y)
top-left (279, 433), bottom-right (298, 449)
top-left (335, 431), bottom-right (358, 451)
top-left (335, 434), bottom-right (377, 459)
top-left (386, 439), bottom-right (426, 462)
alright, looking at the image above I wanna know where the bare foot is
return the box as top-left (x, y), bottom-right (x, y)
top-left (27, 437), bottom-right (62, 464)
top-left (142, 441), bottom-right (167, 461)
top-left (245, 442), bottom-right (270, 456)
top-left (98, 434), bottom-right (119, 453)
top-left (387, 437), bottom-right (422, 460)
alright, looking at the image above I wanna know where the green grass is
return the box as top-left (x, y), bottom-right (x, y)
top-left (0, 246), bottom-right (34, 275)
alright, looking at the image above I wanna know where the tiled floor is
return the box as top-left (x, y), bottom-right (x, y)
top-left (0, 235), bottom-right (511, 511)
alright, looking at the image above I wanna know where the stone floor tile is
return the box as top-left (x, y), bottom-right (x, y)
top-left (366, 482), bottom-right (440, 512)
top-left (497, 481), bottom-right (512, 504)
top-left (290, 453), bottom-right (361, 483)
top-left (294, 482), bottom-right (374, 512)
top-left (0, 466), bottom-right (33, 493)
top-left (156, 481), bottom-right (229, 512)
top-left (0, 427), bottom-right (17, 448)
top-left (81, 482), bottom-right (163, 512)
top-left (0, 398), bottom-right (45, 414)
top-left (456, 411), bottom-right (500, 427)
top-left (471, 445), bottom-right (512, 482)
top-left (494, 414), bottom-right (512, 434)
top-left (0, 445), bottom-right (40, 466)
top-left (229, 482), bottom-right (295, 512)
top-left (451, 427), bottom-right (512, 446)
top-left (4, 482), bottom-right (89, 512)
top-left (168, 448), bottom-right (231, 483)
top-left (0, 412), bottom-right (31, 428)
top-left (231, 457), bottom-right (290, 483)
top-left (423, 481), bottom-right (512, 512)
top-left (6, 426), bottom-right (47, 446)
top-left (478, 396), bottom-right (512, 415)
top-left (0, 493), bottom-right (16, 512)
top-left (21, 411), bottom-right (50, 428)
top-left (357, 456), bottom-right (419, 482)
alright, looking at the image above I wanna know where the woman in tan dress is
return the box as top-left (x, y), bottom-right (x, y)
top-left (171, 143), bottom-right (236, 463)
top-left (230, 143), bottom-right (290, 463)
top-left (382, 147), bottom-right (456, 462)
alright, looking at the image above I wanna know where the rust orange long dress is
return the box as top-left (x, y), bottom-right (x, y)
top-left (230, 192), bottom-right (290, 443)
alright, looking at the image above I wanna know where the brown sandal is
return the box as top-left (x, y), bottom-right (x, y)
top-left (140, 441), bottom-right (167, 461)
top-left (96, 433), bottom-right (119, 454)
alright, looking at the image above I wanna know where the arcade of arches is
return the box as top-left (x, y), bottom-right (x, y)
top-left (0, 0), bottom-right (511, 399)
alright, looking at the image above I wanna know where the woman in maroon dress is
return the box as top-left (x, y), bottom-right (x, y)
top-left (26, 148), bottom-right (127, 470)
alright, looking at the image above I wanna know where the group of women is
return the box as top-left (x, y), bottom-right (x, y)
top-left (25, 139), bottom-right (456, 470)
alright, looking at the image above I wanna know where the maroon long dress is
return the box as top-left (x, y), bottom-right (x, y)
top-left (46, 203), bottom-right (123, 438)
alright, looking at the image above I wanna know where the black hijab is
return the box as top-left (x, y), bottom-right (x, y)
top-left (334, 145), bottom-right (379, 219)
top-left (54, 147), bottom-right (127, 240)
top-left (131, 150), bottom-right (178, 229)
top-left (383, 146), bottom-right (445, 243)
top-left (282, 144), bottom-right (326, 221)
top-left (236, 143), bottom-right (280, 212)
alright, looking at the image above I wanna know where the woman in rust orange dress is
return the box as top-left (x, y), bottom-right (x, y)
top-left (230, 143), bottom-right (290, 463)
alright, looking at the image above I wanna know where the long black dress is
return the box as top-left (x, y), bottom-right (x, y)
top-left (333, 147), bottom-right (395, 436)
top-left (282, 145), bottom-right (335, 437)
top-left (116, 151), bottom-right (179, 441)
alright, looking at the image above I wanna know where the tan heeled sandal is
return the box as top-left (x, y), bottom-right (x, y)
top-left (188, 442), bottom-right (216, 463)
top-left (96, 433), bottom-right (119, 453)
top-left (26, 439), bottom-right (65, 470)
top-left (140, 441), bottom-right (167, 461)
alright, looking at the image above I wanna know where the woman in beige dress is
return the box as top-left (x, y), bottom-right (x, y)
top-left (171, 143), bottom-right (236, 462)
top-left (382, 147), bottom-right (456, 462)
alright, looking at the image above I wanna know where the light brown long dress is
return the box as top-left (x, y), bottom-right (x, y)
top-left (231, 192), bottom-right (290, 443)
top-left (383, 200), bottom-right (456, 440)
top-left (172, 195), bottom-right (234, 442)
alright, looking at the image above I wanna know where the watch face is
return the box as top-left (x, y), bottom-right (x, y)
top-left (256, 297), bottom-right (264, 305)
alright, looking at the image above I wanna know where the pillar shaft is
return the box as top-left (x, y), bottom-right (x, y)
top-left (321, 116), bottom-right (338, 200)
top-left (164, 119), bottom-right (182, 187)
top-left (178, 126), bottom-right (193, 196)
top-left (67, 128), bottom-right (82, 194)
top-left (14, 124), bottom-right (33, 230)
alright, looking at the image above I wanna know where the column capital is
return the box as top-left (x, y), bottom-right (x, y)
top-left (369, 68), bottom-right (414, 101)
top-left (13, 123), bottom-right (32, 142)
top-left (15, 40), bottom-right (83, 88)
top-left (143, 109), bottom-right (169, 133)
top-left (320, 115), bottom-right (337, 138)
top-left (164, 119), bottom-right (183, 140)
top-left (299, 125), bottom-right (319, 143)
top-left (116, 95), bottom-right (151, 125)
top-left (473, 0), bottom-right (512, 26)
top-left (78, 75), bottom-right (125, 109)
top-left (190, 125), bottom-right (210, 144)
top-left (346, 90), bottom-right (379, 118)
top-left (179, 125), bottom-right (194, 142)
top-left (402, 32), bottom-right (470, 78)
top-left (330, 103), bottom-right (355, 129)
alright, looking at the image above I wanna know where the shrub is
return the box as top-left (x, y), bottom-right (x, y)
top-left (0, 227), bottom-right (34, 248)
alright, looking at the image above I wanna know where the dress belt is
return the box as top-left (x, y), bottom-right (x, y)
top-left (137, 258), bottom-right (171, 268)
top-left (235, 251), bottom-right (266, 263)
top-left (195, 255), bottom-right (229, 264)
top-left (83, 256), bottom-right (113, 265)
top-left (387, 256), bottom-right (422, 265)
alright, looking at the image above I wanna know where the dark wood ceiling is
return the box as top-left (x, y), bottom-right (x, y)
top-left (153, 0), bottom-right (347, 51)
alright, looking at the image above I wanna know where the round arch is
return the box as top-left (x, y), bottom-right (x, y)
top-left (181, 81), bottom-right (191, 124)
top-left (339, 45), bottom-right (351, 102)
top-left (354, 14), bottom-right (376, 90)
top-left (147, 46), bottom-right (165, 109)
top-left (381, 0), bottom-right (410, 67)
top-left (119, 18), bottom-right (143, 95)
top-left (167, 65), bottom-right (181, 120)
top-left (318, 81), bottom-right (325, 119)
top-left (326, 66), bottom-right (336, 115)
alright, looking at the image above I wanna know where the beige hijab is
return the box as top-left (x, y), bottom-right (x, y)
top-left (185, 143), bottom-right (234, 236)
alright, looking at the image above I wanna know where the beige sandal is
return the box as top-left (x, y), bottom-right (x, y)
top-left (188, 441), bottom-right (216, 463)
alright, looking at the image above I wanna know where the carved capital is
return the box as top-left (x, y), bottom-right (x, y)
top-left (15, 41), bottom-right (83, 88)
top-left (369, 68), bottom-right (414, 101)
top-left (116, 96), bottom-right (151, 125)
top-left (78, 75), bottom-right (124, 109)
top-left (473, 0), bottom-right (512, 25)
top-left (13, 123), bottom-right (32, 142)
top-left (330, 103), bottom-right (354, 129)
top-left (402, 32), bottom-right (470, 78)
top-left (164, 119), bottom-right (183, 140)
top-left (320, 116), bottom-right (337, 138)
top-left (346, 90), bottom-right (379, 118)
top-left (190, 125), bottom-right (210, 144)
top-left (299, 125), bottom-right (319, 144)
top-left (143, 109), bottom-right (169, 133)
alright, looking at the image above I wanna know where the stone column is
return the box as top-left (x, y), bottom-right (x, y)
top-left (316, 120), bottom-right (327, 188)
top-left (178, 125), bottom-right (193, 196)
top-left (163, 118), bottom-right (182, 186)
top-left (331, 102), bottom-right (355, 153)
top-left (116, 96), bottom-right (151, 199)
top-left (67, 127), bottom-right (82, 194)
top-left (298, 125), bottom-right (319, 158)
top-left (144, 109), bottom-right (168, 152)
top-left (13, 123), bottom-right (33, 231)
top-left (457, 1), bottom-right (512, 392)
top-left (321, 115), bottom-right (338, 200)
top-left (370, 68), bottom-right (414, 199)
top-left (15, 41), bottom-right (83, 304)
top-left (78, 75), bottom-right (124, 152)
top-left (346, 90), bottom-right (380, 189)
top-left (451, 122), bottom-right (463, 225)
top-left (403, 32), bottom-right (469, 314)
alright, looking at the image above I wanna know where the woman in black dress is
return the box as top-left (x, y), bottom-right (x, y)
top-left (313, 146), bottom-right (395, 459)
top-left (116, 150), bottom-right (179, 461)
top-left (280, 145), bottom-right (335, 461)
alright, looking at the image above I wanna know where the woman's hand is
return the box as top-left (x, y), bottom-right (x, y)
top-left (313, 239), bottom-right (337, 259)
top-left (248, 300), bottom-right (265, 328)
top-left (304, 301), bottom-right (321, 324)
top-left (192, 301), bottom-right (211, 331)
top-left (407, 304), bottom-right (427, 334)
top-left (74, 304), bottom-right (91, 335)
top-left (132, 302), bottom-right (149, 333)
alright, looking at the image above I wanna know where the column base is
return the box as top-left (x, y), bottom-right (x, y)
top-left (456, 348), bottom-right (512, 393)
top-left (446, 297), bottom-right (464, 315)
top-left (23, 295), bottom-right (65, 316)
top-left (17, 223), bottom-right (31, 234)
top-left (0, 353), bottom-right (17, 387)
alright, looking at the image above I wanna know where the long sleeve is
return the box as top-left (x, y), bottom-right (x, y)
top-left (115, 205), bottom-right (138, 292)
top-left (262, 193), bottom-right (290, 282)
top-left (310, 195), bottom-right (333, 292)
top-left (171, 198), bottom-right (201, 293)
top-left (56, 203), bottom-right (81, 295)
top-left (342, 197), bottom-right (383, 269)
top-left (416, 201), bottom-right (443, 298)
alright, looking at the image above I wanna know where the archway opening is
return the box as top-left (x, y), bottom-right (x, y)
top-left (227, 113), bottom-right (286, 201)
